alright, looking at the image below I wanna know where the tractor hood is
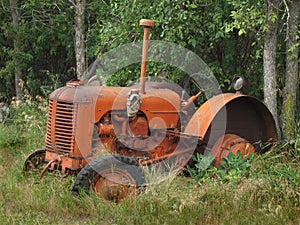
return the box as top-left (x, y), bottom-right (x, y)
top-left (49, 81), bottom-right (181, 128)
top-left (49, 81), bottom-right (101, 103)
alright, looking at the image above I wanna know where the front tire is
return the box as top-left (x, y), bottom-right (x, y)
top-left (71, 155), bottom-right (145, 202)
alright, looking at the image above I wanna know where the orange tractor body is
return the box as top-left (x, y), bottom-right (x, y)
top-left (43, 83), bottom-right (183, 171)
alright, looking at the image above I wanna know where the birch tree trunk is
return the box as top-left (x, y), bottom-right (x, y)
top-left (263, 0), bottom-right (280, 137)
top-left (74, 0), bottom-right (86, 80)
top-left (9, 0), bottom-right (22, 106)
top-left (282, 0), bottom-right (300, 140)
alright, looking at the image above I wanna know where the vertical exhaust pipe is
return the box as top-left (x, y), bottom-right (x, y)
top-left (139, 19), bottom-right (155, 94)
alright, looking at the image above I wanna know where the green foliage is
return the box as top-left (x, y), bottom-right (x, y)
top-left (225, 0), bottom-right (265, 34)
top-left (217, 151), bottom-right (254, 182)
top-left (188, 151), bottom-right (254, 184)
top-left (271, 163), bottom-right (300, 188)
top-left (84, 0), bottom-right (259, 93)
top-left (0, 0), bottom-right (297, 111)
top-left (0, 97), bottom-right (46, 153)
top-left (282, 93), bottom-right (298, 140)
top-left (0, 0), bottom-right (75, 101)
top-left (187, 153), bottom-right (216, 182)
top-left (0, 0), bottom-right (283, 101)
top-left (0, 123), bottom-right (26, 151)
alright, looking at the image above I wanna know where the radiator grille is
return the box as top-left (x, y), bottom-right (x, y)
top-left (46, 100), bottom-right (77, 155)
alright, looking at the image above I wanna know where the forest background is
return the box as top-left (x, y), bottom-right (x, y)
top-left (0, 0), bottom-right (299, 140)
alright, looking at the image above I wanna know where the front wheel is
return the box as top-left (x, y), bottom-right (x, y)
top-left (23, 149), bottom-right (46, 172)
top-left (71, 155), bottom-right (145, 202)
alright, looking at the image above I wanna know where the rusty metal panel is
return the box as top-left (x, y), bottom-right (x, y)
top-left (45, 100), bottom-right (77, 155)
top-left (184, 93), bottom-right (277, 152)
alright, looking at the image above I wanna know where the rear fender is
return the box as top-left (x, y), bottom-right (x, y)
top-left (184, 93), bottom-right (277, 153)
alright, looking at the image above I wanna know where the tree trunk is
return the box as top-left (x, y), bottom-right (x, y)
top-left (75, 0), bottom-right (86, 80)
top-left (263, 0), bottom-right (280, 137)
top-left (9, 0), bottom-right (22, 106)
top-left (282, 0), bottom-right (300, 140)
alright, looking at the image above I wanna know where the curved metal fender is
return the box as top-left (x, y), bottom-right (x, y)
top-left (184, 93), bottom-right (277, 152)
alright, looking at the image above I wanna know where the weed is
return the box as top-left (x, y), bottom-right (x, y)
top-left (0, 97), bottom-right (46, 156)
top-left (0, 123), bottom-right (26, 151)
top-left (217, 151), bottom-right (254, 182)
top-left (186, 153), bottom-right (216, 183)
top-left (187, 151), bottom-right (254, 184)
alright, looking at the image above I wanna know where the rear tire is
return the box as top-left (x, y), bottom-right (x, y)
top-left (71, 155), bottom-right (145, 202)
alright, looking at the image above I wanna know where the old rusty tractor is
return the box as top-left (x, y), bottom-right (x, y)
top-left (24, 19), bottom-right (277, 202)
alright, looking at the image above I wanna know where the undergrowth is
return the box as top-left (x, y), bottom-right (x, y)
top-left (0, 102), bottom-right (299, 224)
top-left (0, 96), bottom-right (47, 156)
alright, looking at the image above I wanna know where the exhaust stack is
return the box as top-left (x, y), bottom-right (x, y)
top-left (139, 19), bottom-right (155, 94)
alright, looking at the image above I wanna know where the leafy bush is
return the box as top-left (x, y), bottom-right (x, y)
top-left (187, 153), bottom-right (216, 183)
top-left (0, 96), bottom-right (47, 154)
top-left (188, 151), bottom-right (254, 183)
top-left (0, 123), bottom-right (25, 151)
top-left (217, 151), bottom-right (254, 182)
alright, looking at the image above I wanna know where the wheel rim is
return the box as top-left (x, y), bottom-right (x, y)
top-left (211, 134), bottom-right (255, 167)
top-left (23, 149), bottom-right (46, 171)
top-left (91, 168), bottom-right (137, 202)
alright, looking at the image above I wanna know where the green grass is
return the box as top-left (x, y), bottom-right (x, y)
top-left (0, 105), bottom-right (299, 225)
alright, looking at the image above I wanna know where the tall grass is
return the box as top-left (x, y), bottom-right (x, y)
top-left (0, 102), bottom-right (299, 224)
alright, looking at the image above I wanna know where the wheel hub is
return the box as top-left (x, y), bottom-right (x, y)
top-left (92, 169), bottom-right (136, 202)
top-left (211, 134), bottom-right (255, 167)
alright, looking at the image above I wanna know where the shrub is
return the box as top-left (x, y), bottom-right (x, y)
top-left (187, 151), bottom-right (254, 183)
top-left (0, 96), bottom-right (47, 154)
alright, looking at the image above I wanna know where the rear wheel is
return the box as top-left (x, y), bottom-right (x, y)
top-left (71, 155), bottom-right (145, 202)
top-left (211, 134), bottom-right (255, 167)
